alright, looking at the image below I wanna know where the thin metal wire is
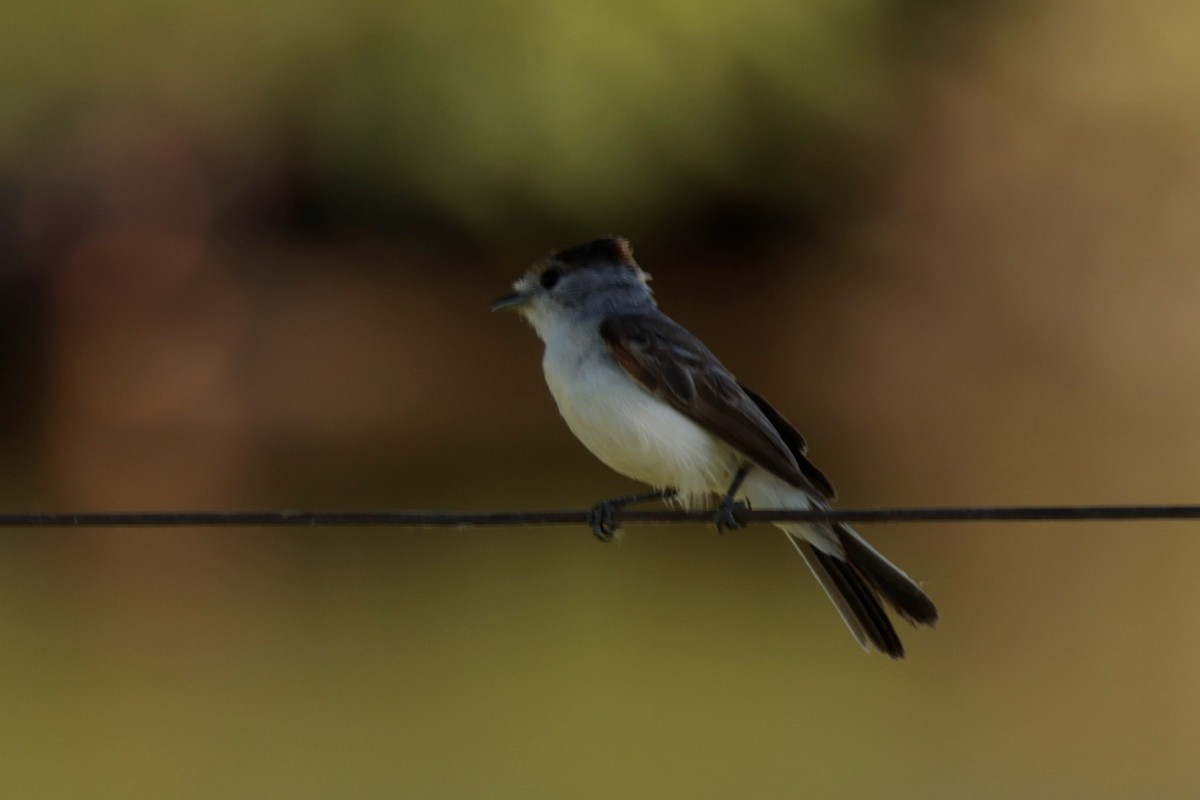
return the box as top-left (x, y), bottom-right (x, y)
top-left (0, 505), bottom-right (1198, 528)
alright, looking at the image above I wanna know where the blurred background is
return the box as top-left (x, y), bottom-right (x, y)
top-left (3, 0), bottom-right (1200, 797)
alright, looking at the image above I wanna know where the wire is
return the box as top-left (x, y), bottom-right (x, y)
top-left (1, 505), bottom-right (1199, 528)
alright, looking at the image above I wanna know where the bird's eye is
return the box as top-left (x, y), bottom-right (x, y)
top-left (540, 268), bottom-right (561, 290)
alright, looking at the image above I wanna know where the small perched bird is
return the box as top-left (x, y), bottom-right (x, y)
top-left (493, 236), bottom-right (938, 657)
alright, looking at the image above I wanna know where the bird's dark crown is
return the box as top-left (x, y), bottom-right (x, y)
top-left (547, 236), bottom-right (637, 271)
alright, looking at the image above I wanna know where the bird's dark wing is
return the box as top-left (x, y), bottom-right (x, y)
top-left (599, 312), bottom-right (834, 499)
top-left (738, 385), bottom-right (836, 500)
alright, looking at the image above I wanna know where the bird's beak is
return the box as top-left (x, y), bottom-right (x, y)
top-left (490, 290), bottom-right (532, 312)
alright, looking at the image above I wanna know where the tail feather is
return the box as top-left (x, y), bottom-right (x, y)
top-left (785, 524), bottom-right (938, 659)
top-left (789, 535), bottom-right (906, 658)
top-left (835, 523), bottom-right (940, 627)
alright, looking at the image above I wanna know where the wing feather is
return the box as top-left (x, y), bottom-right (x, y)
top-left (739, 385), bottom-right (836, 500)
top-left (599, 313), bottom-right (828, 493)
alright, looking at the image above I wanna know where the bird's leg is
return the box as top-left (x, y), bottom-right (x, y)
top-left (588, 488), bottom-right (677, 542)
top-left (715, 464), bottom-right (752, 533)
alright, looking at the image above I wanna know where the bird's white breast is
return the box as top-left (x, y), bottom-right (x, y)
top-left (537, 316), bottom-right (740, 503)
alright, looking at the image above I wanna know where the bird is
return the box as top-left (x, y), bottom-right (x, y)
top-left (492, 236), bottom-right (938, 657)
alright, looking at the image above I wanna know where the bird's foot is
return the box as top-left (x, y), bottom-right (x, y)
top-left (587, 501), bottom-right (622, 541)
top-left (714, 464), bottom-right (752, 533)
top-left (586, 488), bottom-right (677, 542)
top-left (714, 497), bottom-right (750, 533)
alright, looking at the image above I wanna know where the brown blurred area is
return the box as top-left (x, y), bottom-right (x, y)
top-left (3, 1), bottom-right (1200, 797)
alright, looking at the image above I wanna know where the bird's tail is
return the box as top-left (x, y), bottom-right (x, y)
top-left (785, 523), bottom-right (939, 659)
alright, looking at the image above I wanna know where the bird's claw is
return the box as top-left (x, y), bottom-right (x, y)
top-left (587, 501), bottom-right (621, 541)
top-left (586, 488), bottom-right (676, 541)
top-left (715, 498), bottom-right (749, 533)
